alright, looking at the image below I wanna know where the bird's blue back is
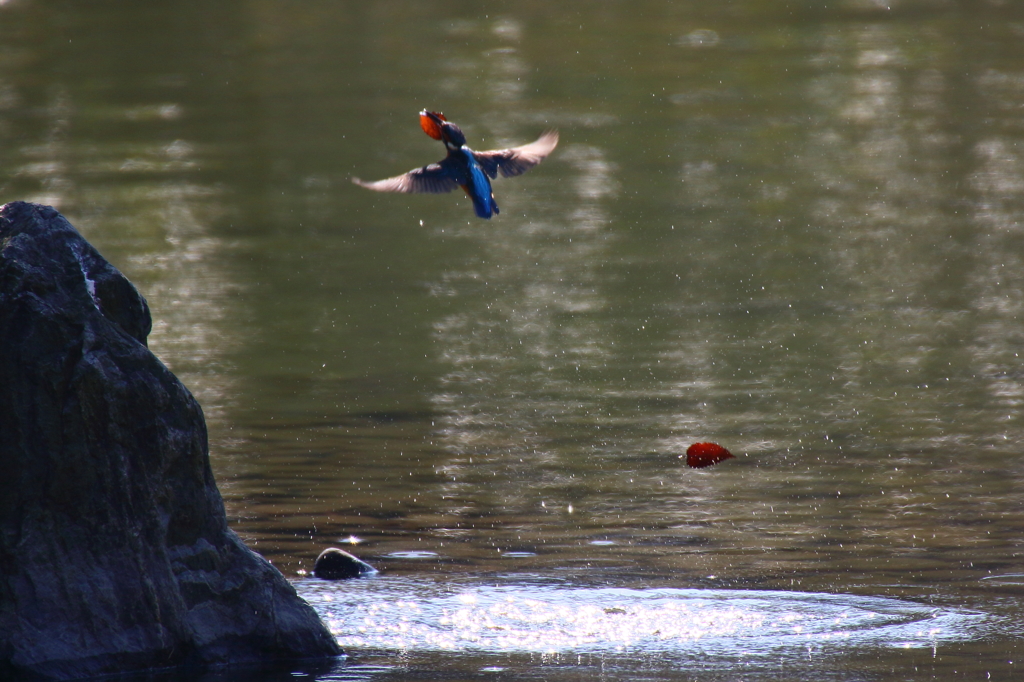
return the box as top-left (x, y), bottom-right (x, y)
top-left (459, 148), bottom-right (499, 219)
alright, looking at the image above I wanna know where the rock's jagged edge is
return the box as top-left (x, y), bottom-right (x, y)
top-left (0, 202), bottom-right (341, 680)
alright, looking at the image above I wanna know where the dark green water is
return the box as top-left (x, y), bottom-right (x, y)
top-left (3, 1), bottom-right (1024, 679)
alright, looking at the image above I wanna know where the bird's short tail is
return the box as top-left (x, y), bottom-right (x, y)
top-left (470, 193), bottom-right (499, 219)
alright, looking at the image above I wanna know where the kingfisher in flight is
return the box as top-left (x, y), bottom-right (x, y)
top-left (353, 110), bottom-right (558, 219)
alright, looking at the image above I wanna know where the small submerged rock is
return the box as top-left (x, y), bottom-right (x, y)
top-left (314, 548), bottom-right (378, 580)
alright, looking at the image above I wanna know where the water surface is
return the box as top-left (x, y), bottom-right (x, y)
top-left (2, 1), bottom-right (1024, 680)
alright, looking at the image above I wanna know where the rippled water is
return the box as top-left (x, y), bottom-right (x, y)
top-left (3, 1), bottom-right (1024, 680)
top-left (302, 576), bottom-right (991, 656)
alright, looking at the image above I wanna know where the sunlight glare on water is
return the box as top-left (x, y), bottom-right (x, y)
top-left (299, 577), bottom-right (990, 662)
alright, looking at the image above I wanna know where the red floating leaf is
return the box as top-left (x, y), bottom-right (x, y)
top-left (419, 110), bottom-right (447, 140)
top-left (686, 442), bottom-right (734, 468)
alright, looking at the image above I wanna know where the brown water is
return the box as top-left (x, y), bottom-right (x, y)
top-left (3, 1), bottom-right (1024, 680)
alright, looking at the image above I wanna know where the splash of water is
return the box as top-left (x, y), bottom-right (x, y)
top-left (299, 576), bottom-right (990, 662)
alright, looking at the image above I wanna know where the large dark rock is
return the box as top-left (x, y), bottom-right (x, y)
top-left (0, 202), bottom-right (341, 680)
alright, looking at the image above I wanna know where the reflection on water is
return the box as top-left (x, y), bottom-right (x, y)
top-left (3, 1), bottom-right (1024, 680)
top-left (431, 140), bottom-right (618, 512)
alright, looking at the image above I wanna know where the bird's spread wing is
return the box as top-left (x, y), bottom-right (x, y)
top-left (352, 162), bottom-right (460, 194)
top-left (473, 130), bottom-right (559, 179)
